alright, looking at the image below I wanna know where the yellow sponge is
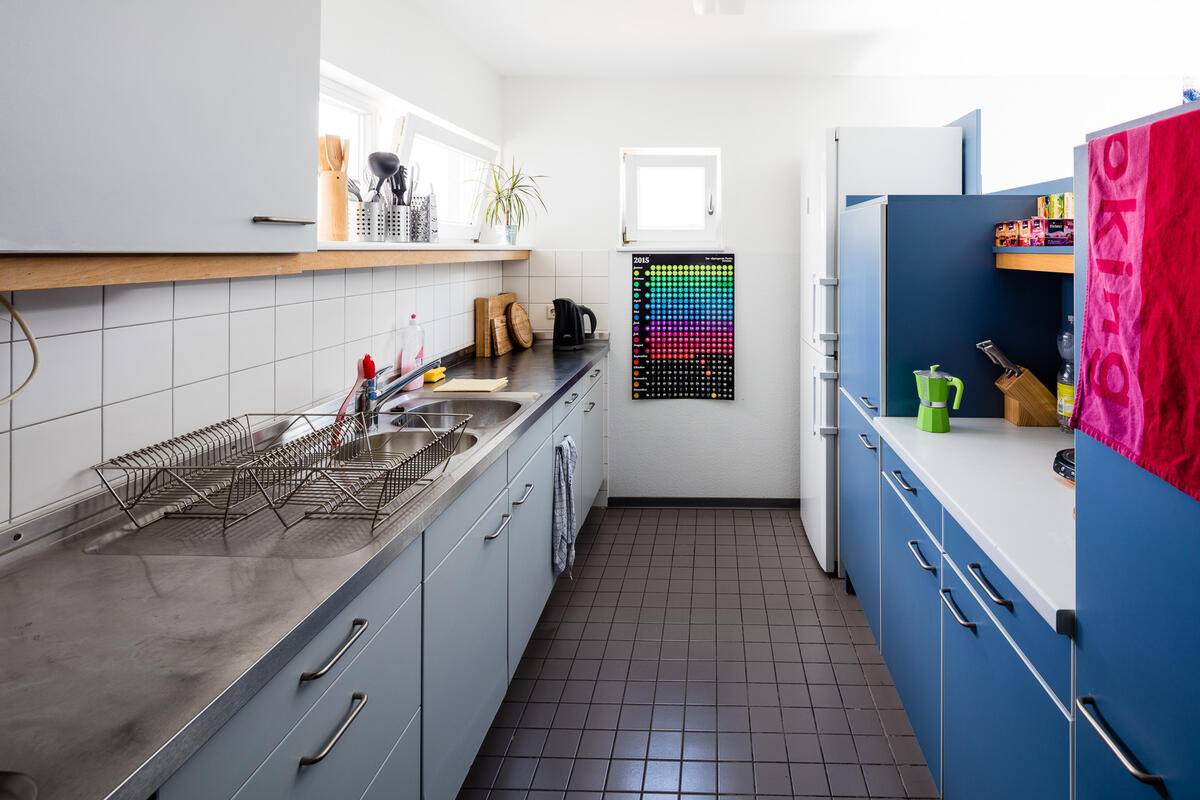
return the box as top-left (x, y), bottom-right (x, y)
top-left (423, 366), bottom-right (447, 383)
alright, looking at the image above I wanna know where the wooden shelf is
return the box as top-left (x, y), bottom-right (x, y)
top-left (993, 246), bottom-right (1074, 275)
top-left (0, 248), bottom-right (531, 291)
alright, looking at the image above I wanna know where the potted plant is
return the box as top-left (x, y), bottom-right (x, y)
top-left (475, 160), bottom-right (547, 245)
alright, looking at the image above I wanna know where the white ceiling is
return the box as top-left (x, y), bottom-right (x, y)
top-left (408, 0), bottom-right (1200, 78)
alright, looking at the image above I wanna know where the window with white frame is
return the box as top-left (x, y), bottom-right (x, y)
top-left (620, 147), bottom-right (722, 248)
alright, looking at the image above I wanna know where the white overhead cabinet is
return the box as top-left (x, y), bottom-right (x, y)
top-left (0, 0), bottom-right (320, 253)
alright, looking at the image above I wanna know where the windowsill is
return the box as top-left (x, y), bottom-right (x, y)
top-left (318, 241), bottom-right (530, 251)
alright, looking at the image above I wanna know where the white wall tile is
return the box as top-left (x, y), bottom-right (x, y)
top-left (433, 285), bottom-right (450, 319)
top-left (371, 291), bottom-right (396, 335)
top-left (590, 303), bottom-right (610, 331)
top-left (313, 298), bottom-right (345, 350)
top-left (314, 269), bottom-right (346, 300)
top-left (275, 302), bottom-right (313, 359)
top-left (555, 275), bottom-right (582, 301)
top-left (432, 319), bottom-right (450, 358)
top-left (275, 272), bottom-right (313, 305)
top-left (313, 345), bottom-right (347, 401)
top-left (102, 391), bottom-right (172, 460)
top-left (395, 266), bottom-right (416, 290)
top-left (229, 308), bottom-right (275, 371)
top-left (529, 276), bottom-right (556, 305)
top-left (103, 322), bottom-right (173, 404)
top-left (0, 293), bottom-right (11, 344)
top-left (450, 281), bottom-right (467, 311)
top-left (345, 268), bottom-right (373, 296)
top-left (582, 276), bottom-right (610, 305)
top-left (529, 250), bottom-right (556, 277)
top-left (555, 250), bottom-right (582, 276)
top-left (275, 354), bottom-right (313, 412)
top-left (504, 259), bottom-right (530, 277)
top-left (174, 314), bottom-right (229, 385)
top-left (174, 279), bottom-right (229, 318)
top-left (372, 265), bottom-right (396, 292)
top-left (12, 331), bottom-right (102, 428)
top-left (104, 283), bottom-right (173, 328)
top-left (230, 275), bottom-right (276, 311)
top-left (449, 263), bottom-right (465, 282)
top-left (346, 337), bottom-right (372, 369)
top-left (416, 264), bottom-right (437, 287)
top-left (13, 287), bottom-right (103, 336)
top-left (173, 376), bottom-right (228, 435)
top-left (344, 294), bottom-right (372, 341)
top-left (0, 343), bottom-right (8, 432)
top-left (372, 332), bottom-right (397, 364)
top-left (583, 250), bottom-right (609, 277)
top-left (11, 410), bottom-right (100, 518)
top-left (503, 276), bottom-right (529, 301)
top-left (396, 289), bottom-right (416, 323)
top-left (229, 365), bottom-right (274, 418)
top-left (434, 263), bottom-right (450, 284)
top-left (416, 287), bottom-right (436, 320)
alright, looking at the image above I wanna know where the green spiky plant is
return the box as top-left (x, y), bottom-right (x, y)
top-left (475, 160), bottom-right (548, 230)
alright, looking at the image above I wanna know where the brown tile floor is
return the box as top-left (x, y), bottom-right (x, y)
top-left (458, 507), bottom-right (939, 800)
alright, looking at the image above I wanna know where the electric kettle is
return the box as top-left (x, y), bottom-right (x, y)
top-left (552, 298), bottom-right (596, 351)
top-left (913, 365), bottom-right (963, 433)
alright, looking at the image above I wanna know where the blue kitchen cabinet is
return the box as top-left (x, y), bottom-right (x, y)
top-left (880, 472), bottom-right (942, 788)
top-left (837, 389), bottom-right (881, 640)
top-left (360, 709), bottom-right (420, 800)
top-left (506, 435), bottom-right (556, 677)
top-left (1074, 433), bottom-right (1197, 798)
top-left (942, 564), bottom-right (1069, 800)
top-left (838, 200), bottom-right (884, 415)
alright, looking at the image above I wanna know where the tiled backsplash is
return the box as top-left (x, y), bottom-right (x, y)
top-left (0, 260), bottom-right (508, 527)
top-left (500, 249), bottom-right (611, 333)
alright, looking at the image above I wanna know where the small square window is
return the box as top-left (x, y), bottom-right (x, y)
top-left (620, 147), bottom-right (721, 249)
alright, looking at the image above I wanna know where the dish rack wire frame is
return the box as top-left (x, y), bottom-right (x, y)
top-left (93, 411), bottom-right (471, 532)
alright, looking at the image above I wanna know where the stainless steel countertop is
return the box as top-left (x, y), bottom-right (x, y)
top-left (0, 341), bottom-right (609, 800)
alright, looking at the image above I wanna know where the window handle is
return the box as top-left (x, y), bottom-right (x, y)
top-left (707, 194), bottom-right (715, 216)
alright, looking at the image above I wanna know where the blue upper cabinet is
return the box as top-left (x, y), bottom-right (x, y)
top-left (839, 201), bottom-right (884, 415)
top-left (1075, 433), bottom-right (1199, 798)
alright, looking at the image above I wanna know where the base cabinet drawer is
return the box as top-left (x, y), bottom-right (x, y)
top-left (423, 491), bottom-right (511, 800)
top-left (232, 584), bottom-right (422, 800)
top-left (837, 391), bottom-right (881, 641)
top-left (942, 564), bottom-right (1068, 800)
top-left (556, 399), bottom-right (584, 531)
top-left (580, 379), bottom-right (604, 512)
top-left (880, 442), bottom-right (941, 543)
top-left (360, 708), bottom-right (420, 800)
top-left (507, 436), bottom-right (555, 678)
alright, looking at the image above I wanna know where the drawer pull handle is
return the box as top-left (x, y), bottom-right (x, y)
top-left (1077, 696), bottom-right (1164, 786)
top-left (299, 692), bottom-right (368, 766)
top-left (299, 618), bottom-right (368, 682)
top-left (564, 392), bottom-right (579, 406)
top-left (907, 540), bottom-right (936, 572)
top-left (859, 396), bottom-right (879, 411)
top-left (251, 215), bottom-right (316, 225)
top-left (891, 470), bottom-right (918, 494)
top-left (967, 563), bottom-right (1013, 608)
top-left (591, 369), bottom-right (601, 377)
top-left (584, 401), bottom-right (596, 413)
top-left (512, 483), bottom-right (535, 505)
top-left (857, 433), bottom-right (877, 451)
top-left (940, 589), bottom-right (975, 629)
top-left (484, 513), bottom-right (511, 540)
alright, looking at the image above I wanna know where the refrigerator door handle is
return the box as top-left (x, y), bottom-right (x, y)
top-left (810, 274), bottom-right (840, 344)
top-left (813, 367), bottom-right (839, 436)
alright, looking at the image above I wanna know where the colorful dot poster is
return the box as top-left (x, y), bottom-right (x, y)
top-left (632, 253), bottom-right (734, 400)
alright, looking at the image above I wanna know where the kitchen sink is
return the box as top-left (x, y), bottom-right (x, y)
top-left (0, 772), bottom-right (37, 800)
top-left (362, 428), bottom-right (478, 458)
top-left (389, 396), bottom-right (529, 429)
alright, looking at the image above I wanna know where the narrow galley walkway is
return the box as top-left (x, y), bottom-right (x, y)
top-left (458, 507), bottom-right (939, 800)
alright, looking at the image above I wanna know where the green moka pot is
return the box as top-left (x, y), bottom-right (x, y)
top-left (913, 365), bottom-right (963, 433)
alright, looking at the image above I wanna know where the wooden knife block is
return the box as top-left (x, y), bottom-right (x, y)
top-left (995, 367), bottom-right (1058, 426)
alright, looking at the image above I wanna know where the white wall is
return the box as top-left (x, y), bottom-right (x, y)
top-left (503, 74), bottom-right (1179, 499)
top-left (320, 0), bottom-right (503, 142)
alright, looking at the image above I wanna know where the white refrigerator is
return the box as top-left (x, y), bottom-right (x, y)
top-left (799, 126), bottom-right (964, 572)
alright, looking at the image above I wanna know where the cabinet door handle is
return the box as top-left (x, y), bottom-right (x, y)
top-left (251, 215), bottom-right (316, 225)
top-left (1076, 696), bottom-right (1164, 786)
top-left (484, 513), bottom-right (511, 540)
top-left (299, 692), bottom-right (367, 766)
top-left (512, 483), bottom-right (535, 505)
top-left (299, 618), bottom-right (368, 682)
top-left (859, 396), bottom-right (879, 411)
top-left (857, 433), bottom-right (877, 451)
top-left (940, 589), bottom-right (975, 629)
top-left (906, 540), bottom-right (936, 572)
top-left (591, 369), bottom-right (601, 377)
top-left (967, 563), bottom-right (1013, 608)
top-left (584, 401), bottom-right (596, 413)
top-left (891, 470), bottom-right (918, 494)
top-left (564, 392), bottom-right (579, 406)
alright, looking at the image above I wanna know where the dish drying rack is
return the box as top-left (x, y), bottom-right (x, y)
top-left (94, 412), bottom-right (470, 532)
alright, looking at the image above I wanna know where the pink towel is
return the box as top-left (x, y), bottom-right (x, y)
top-left (1074, 107), bottom-right (1200, 501)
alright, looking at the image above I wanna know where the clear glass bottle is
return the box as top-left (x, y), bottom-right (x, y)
top-left (1056, 315), bottom-right (1075, 431)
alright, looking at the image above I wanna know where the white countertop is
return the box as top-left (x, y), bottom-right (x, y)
top-left (873, 417), bottom-right (1075, 630)
top-left (317, 241), bottom-right (529, 251)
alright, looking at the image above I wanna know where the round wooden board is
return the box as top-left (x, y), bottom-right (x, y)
top-left (506, 301), bottom-right (534, 348)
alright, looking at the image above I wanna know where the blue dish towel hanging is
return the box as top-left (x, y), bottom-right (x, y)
top-left (553, 435), bottom-right (578, 577)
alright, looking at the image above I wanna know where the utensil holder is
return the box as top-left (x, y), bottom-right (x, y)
top-left (995, 368), bottom-right (1058, 426)
top-left (385, 206), bottom-right (411, 243)
top-left (318, 171), bottom-right (348, 241)
top-left (352, 201), bottom-right (385, 242)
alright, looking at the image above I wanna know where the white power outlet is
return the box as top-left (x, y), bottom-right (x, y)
top-left (545, 304), bottom-right (556, 320)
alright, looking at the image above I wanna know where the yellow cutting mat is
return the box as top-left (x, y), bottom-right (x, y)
top-left (432, 377), bottom-right (509, 392)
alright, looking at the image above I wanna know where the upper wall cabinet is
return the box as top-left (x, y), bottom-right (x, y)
top-left (0, 0), bottom-right (319, 253)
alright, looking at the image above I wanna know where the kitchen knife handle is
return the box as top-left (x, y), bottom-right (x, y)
top-left (1076, 696), bottom-right (1164, 786)
top-left (857, 433), bottom-right (877, 452)
top-left (859, 396), bottom-right (878, 411)
top-left (940, 589), bottom-right (975, 629)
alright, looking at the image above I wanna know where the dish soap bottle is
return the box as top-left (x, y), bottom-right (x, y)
top-left (1056, 315), bottom-right (1074, 431)
top-left (398, 314), bottom-right (425, 391)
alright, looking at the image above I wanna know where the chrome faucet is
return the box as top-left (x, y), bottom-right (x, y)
top-left (371, 359), bottom-right (443, 413)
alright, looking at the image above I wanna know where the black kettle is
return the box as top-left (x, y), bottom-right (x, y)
top-left (552, 298), bottom-right (596, 351)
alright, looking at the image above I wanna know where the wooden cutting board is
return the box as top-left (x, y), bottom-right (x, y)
top-left (432, 377), bottom-right (510, 392)
top-left (492, 316), bottom-right (513, 356)
top-left (506, 301), bottom-right (534, 348)
top-left (474, 292), bottom-right (516, 357)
